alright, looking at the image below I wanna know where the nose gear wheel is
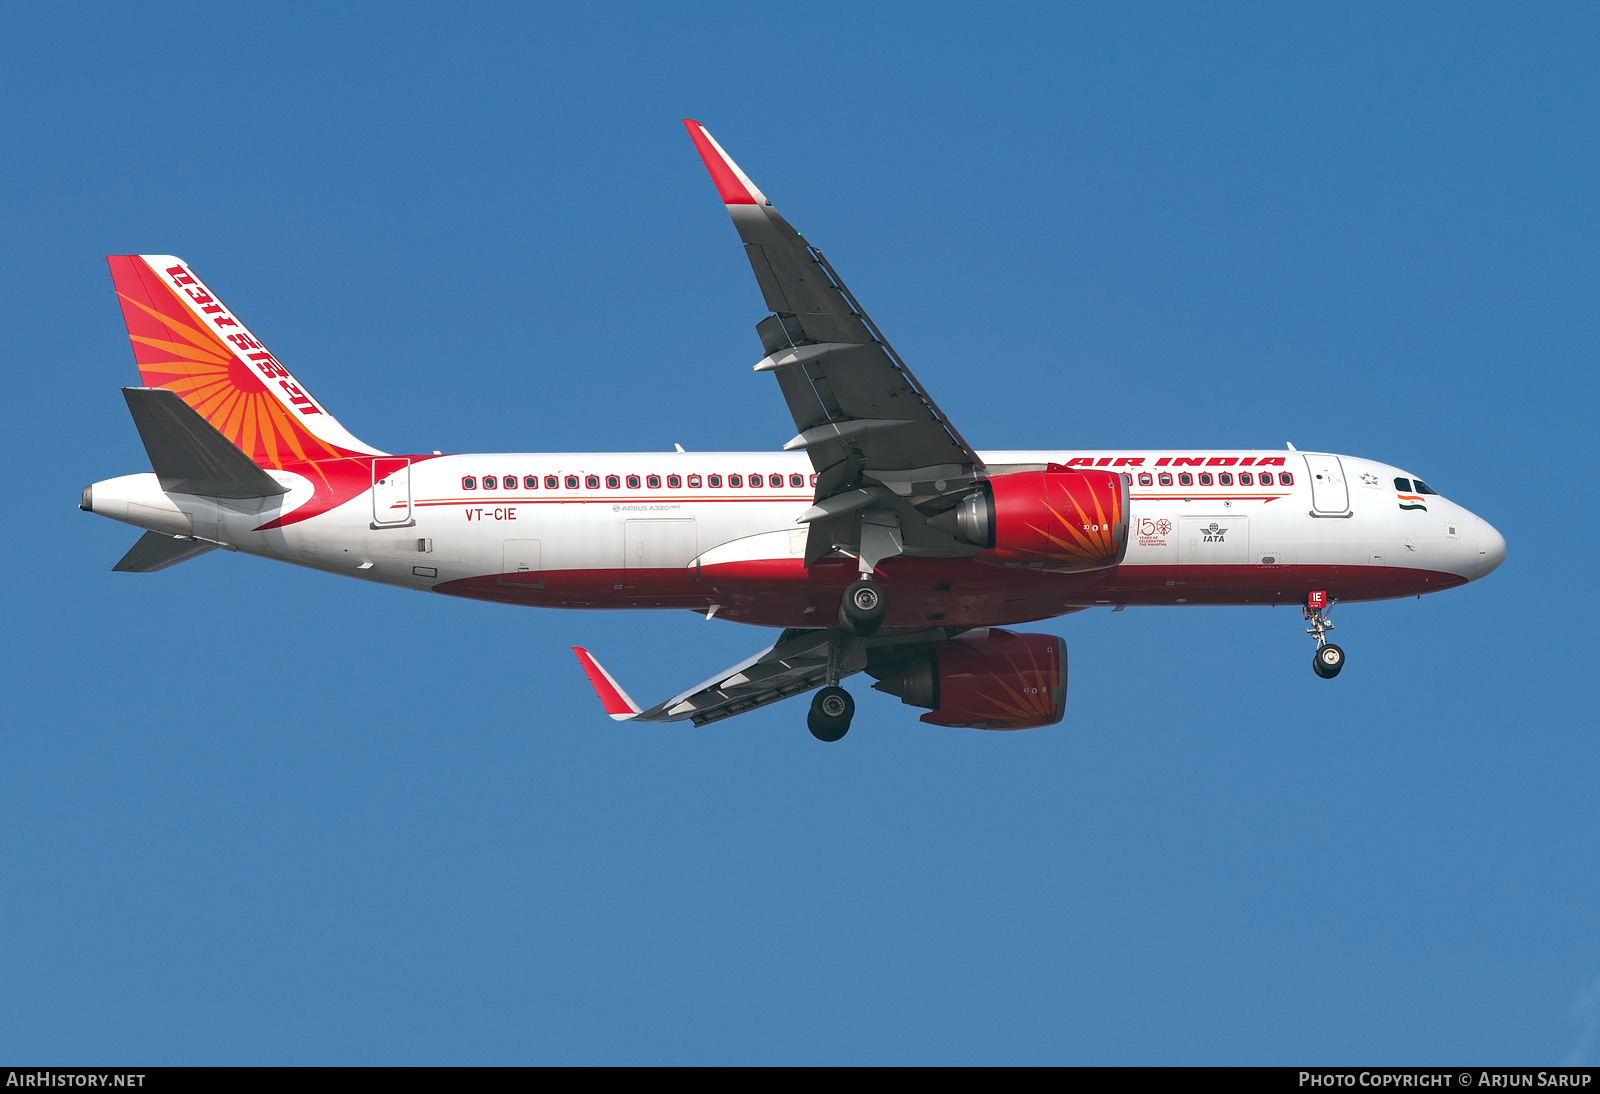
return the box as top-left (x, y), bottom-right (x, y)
top-left (1304, 596), bottom-right (1343, 679)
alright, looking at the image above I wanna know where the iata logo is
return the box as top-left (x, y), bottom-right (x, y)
top-left (1198, 521), bottom-right (1228, 542)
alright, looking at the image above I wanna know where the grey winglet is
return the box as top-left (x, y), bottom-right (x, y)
top-left (121, 387), bottom-right (289, 498)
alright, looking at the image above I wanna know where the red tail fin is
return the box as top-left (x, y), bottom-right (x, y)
top-left (106, 255), bottom-right (380, 466)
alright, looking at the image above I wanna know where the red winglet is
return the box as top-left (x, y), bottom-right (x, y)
top-left (572, 647), bottom-right (642, 720)
top-left (683, 119), bottom-right (759, 205)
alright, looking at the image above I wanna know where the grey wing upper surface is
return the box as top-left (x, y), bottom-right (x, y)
top-left (683, 121), bottom-right (989, 569)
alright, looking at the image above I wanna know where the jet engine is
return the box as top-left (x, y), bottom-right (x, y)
top-left (869, 629), bottom-right (1067, 730)
top-left (933, 467), bottom-right (1129, 572)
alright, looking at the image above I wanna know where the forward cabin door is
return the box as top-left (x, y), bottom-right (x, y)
top-left (1303, 454), bottom-right (1349, 513)
top-left (372, 458), bottom-right (412, 527)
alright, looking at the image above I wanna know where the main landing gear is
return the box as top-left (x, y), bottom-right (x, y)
top-left (808, 628), bottom-right (860, 742)
top-left (806, 578), bottom-right (887, 740)
top-left (839, 578), bottom-right (886, 637)
top-left (808, 687), bottom-right (855, 742)
top-left (1305, 590), bottom-right (1345, 679)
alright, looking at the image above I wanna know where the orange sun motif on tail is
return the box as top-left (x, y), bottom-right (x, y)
top-left (107, 256), bottom-right (357, 468)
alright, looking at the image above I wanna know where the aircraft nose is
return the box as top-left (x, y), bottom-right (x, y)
top-left (1476, 517), bottom-right (1506, 579)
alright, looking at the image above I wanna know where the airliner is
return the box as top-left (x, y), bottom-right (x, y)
top-left (80, 120), bottom-right (1506, 741)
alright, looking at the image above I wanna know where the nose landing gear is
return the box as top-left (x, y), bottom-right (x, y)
top-left (1305, 590), bottom-right (1344, 678)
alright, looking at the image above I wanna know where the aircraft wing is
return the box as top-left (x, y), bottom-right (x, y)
top-left (574, 628), bottom-right (953, 727)
top-left (683, 121), bottom-right (985, 570)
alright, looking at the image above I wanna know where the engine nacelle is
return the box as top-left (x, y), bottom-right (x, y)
top-left (936, 467), bottom-right (1129, 572)
top-left (869, 629), bottom-right (1067, 730)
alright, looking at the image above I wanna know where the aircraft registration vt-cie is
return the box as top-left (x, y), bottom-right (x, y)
top-left (82, 121), bottom-right (1506, 741)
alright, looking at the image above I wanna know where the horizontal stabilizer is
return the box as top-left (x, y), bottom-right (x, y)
top-left (122, 387), bottom-right (288, 498)
top-left (112, 530), bottom-right (216, 572)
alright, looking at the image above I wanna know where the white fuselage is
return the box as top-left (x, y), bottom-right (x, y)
top-left (85, 448), bottom-right (1505, 628)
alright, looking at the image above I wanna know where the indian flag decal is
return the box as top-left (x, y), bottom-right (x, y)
top-left (1398, 494), bottom-right (1427, 512)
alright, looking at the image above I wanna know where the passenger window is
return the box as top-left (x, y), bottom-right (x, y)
top-left (483, 475), bottom-right (498, 489)
top-left (667, 474), bottom-right (681, 488)
top-left (565, 475), bottom-right (579, 490)
top-left (728, 474), bottom-right (742, 487)
top-left (750, 472), bottom-right (763, 487)
top-left (1279, 472), bottom-right (1294, 486)
top-left (626, 475), bottom-right (641, 489)
top-left (1138, 472), bottom-right (1153, 486)
top-left (606, 475), bottom-right (620, 489)
top-left (1178, 472), bottom-right (1193, 486)
top-left (708, 474), bottom-right (722, 488)
top-left (809, 474), bottom-right (819, 487)
top-left (545, 475), bottom-right (559, 490)
top-left (462, 476), bottom-right (477, 490)
top-left (1413, 479), bottom-right (1437, 495)
top-left (504, 473), bottom-right (516, 488)
top-left (688, 474), bottom-right (702, 488)
top-left (790, 473), bottom-right (804, 488)
top-left (1198, 472), bottom-right (1213, 486)
top-left (524, 475), bottom-right (538, 490)
top-left (1394, 477), bottom-right (1413, 492)
top-left (1218, 472), bottom-right (1233, 486)
top-left (1239, 472), bottom-right (1252, 486)
top-left (647, 475), bottom-right (661, 489)
top-left (1158, 472), bottom-right (1173, 486)
top-left (585, 475), bottom-right (600, 489)
top-left (1258, 472), bottom-right (1273, 486)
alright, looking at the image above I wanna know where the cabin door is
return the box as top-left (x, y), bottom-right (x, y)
top-left (1303, 454), bottom-right (1349, 513)
top-left (372, 458), bottom-right (412, 526)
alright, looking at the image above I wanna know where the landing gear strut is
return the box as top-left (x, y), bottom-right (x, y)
top-left (839, 578), bottom-right (886, 637)
top-left (808, 630), bottom-right (857, 741)
top-left (1305, 590), bottom-right (1344, 679)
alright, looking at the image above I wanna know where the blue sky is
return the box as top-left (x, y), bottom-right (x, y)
top-left (2, 2), bottom-right (1596, 1064)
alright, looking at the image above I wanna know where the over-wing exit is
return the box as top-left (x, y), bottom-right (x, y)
top-left (81, 121), bottom-right (1505, 741)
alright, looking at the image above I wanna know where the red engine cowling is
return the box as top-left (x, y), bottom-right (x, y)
top-left (869, 629), bottom-right (1067, 730)
top-left (938, 467), bottom-right (1129, 572)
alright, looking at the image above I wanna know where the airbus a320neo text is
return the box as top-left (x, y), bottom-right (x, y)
top-left (81, 121), bottom-right (1505, 741)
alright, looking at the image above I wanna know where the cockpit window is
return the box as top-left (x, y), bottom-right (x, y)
top-left (1412, 479), bottom-right (1438, 495)
top-left (1394, 477), bottom-right (1412, 492)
